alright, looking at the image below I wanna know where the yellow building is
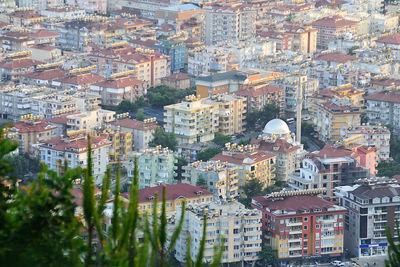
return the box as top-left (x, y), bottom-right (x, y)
top-left (211, 143), bottom-right (276, 188)
top-left (164, 94), bottom-right (247, 144)
top-left (99, 129), bottom-right (133, 162)
top-left (311, 100), bottom-right (361, 142)
top-left (126, 183), bottom-right (214, 214)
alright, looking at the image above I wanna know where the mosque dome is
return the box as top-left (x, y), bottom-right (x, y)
top-left (263, 119), bottom-right (291, 136)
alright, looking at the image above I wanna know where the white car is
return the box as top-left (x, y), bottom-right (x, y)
top-left (331, 261), bottom-right (344, 266)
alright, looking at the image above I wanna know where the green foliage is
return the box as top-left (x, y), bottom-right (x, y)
top-left (196, 175), bottom-right (208, 190)
top-left (196, 147), bottom-right (222, 162)
top-left (301, 122), bottom-right (314, 136)
top-left (149, 127), bottom-right (178, 151)
top-left (348, 46), bottom-right (360, 55)
top-left (5, 153), bottom-right (41, 180)
top-left (377, 161), bottom-right (400, 177)
top-left (147, 86), bottom-right (196, 108)
top-left (213, 133), bottom-right (232, 147)
top-left (116, 96), bottom-right (147, 114)
top-left (135, 108), bottom-right (146, 121)
top-left (238, 179), bottom-right (267, 208)
top-left (174, 156), bottom-right (188, 182)
top-left (385, 220), bottom-right (400, 267)
top-left (361, 112), bottom-right (369, 124)
top-left (237, 138), bottom-right (251, 146)
top-left (257, 246), bottom-right (278, 267)
top-left (246, 103), bottom-right (280, 131)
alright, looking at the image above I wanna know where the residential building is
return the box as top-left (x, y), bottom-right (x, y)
top-left (335, 181), bottom-right (400, 258)
top-left (289, 144), bottom-right (370, 201)
top-left (202, 4), bottom-right (256, 45)
top-left (155, 40), bottom-right (185, 74)
top-left (211, 143), bottom-right (276, 188)
top-left (161, 73), bottom-right (191, 90)
top-left (252, 191), bottom-right (346, 260)
top-left (154, 4), bottom-right (203, 24)
top-left (129, 183), bottom-right (213, 214)
top-left (365, 90), bottom-right (400, 134)
top-left (310, 99), bottom-right (361, 143)
top-left (340, 125), bottom-right (391, 161)
top-left (164, 95), bottom-right (219, 144)
top-left (110, 117), bottom-right (157, 151)
top-left (195, 71), bottom-right (248, 98)
top-left (98, 129), bottom-right (133, 162)
top-left (311, 15), bottom-right (359, 50)
top-left (124, 146), bottom-right (177, 189)
top-left (182, 160), bottom-right (239, 200)
top-left (175, 201), bottom-right (262, 265)
top-left (375, 33), bottom-right (400, 51)
top-left (90, 75), bottom-right (145, 107)
top-left (7, 117), bottom-right (57, 154)
top-left (65, 109), bottom-right (116, 133)
top-left (309, 84), bottom-right (365, 109)
top-left (39, 135), bottom-right (111, 184)
top-left (280, 24), bottom-right (318, 54)
top-left (0, 52), bottom-right (43, 81)
top-left (235, 84), bottom-right (284, 113)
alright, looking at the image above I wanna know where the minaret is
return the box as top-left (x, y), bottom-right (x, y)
top-left (296, 76), bottom-right (303, 144)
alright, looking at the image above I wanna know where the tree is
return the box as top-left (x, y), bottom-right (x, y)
top-left (196, 175), bottom-right (208, 190)
top-left (245, 103), bottom-right (280, 131)
top-left (147, 86), bottom-right (196, 108)
top-left (237, 138), bottom-right (251, 146)
top-left (149, 127), bottom-right (178, 151)
top-left (213, 133), bottom-right (232, 147)
top-left (301, 122), bottom-right (314, 136)
top-left (348, 45), bottom-right (360, 56)
top-left (116, 99), bottom-right (137, 114)
top-left (377, 161), bottom-right (400, 177)
top-left (136, 108), bottom-right (146, 121)
top-left (238, 179), bottom-right (266, 208)
top-left (258, 246), bottom-right (278, 267)
top-left (174, 156), bottom-right (188, 182)
top-left (196, 147), bottom-right (222, 162)
top-left (5, 153), bottom-right (41, 182)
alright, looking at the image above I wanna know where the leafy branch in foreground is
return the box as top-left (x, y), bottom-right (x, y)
top-left (386, 220), bottom-right (400, 267)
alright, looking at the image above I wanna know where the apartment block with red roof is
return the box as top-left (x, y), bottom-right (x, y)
top-left (289, 144), bottom-right (370, 201)
top-left (8, 117), bottom-right (58, 154)
top-left (235, 84), bottom-right (284, 113)
top-left (251, 193), bottom-right (346, 260)
top-left (0, 52), bottom-right (43, 81)
top-left (311, 15), bottom-right (359, 50)
top-left (39, 135), bottom-right (111, 184)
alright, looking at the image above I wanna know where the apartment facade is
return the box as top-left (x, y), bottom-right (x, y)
top-left (252, 193), bottom-right (346, 260)
top-left (182, 160), bottom-right (239, 200)
top-left (289, 144), bottom-right (370, 201)
top-left (39, 135), bottom-right (111, 184)
top-left (124, 146), bottom-right (177, 189)
top-left (211, 143), bottom-right (276, 188)
top-left (175, 201), bottom-right (262, 265)
top-left (365, 90), bottom-right (400, 134)
top-left (202, 4), bottom-right (256, 45)
top-left (235, 84), bottom-right (284, 113)
top-left (335, 182), bottom-right (400, 258)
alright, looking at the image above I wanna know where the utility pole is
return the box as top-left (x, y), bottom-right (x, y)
top-left (296, 76), bottom-right (303, 144)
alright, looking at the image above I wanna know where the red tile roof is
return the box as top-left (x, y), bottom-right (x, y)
top-left (9, 120), bottom-right (57, 133)
top-left (314, 144), bottom-right (352, 158)
top-left (122, 183), bottom-right (213, 203)
top-left (112, 118), bottom-right (157, 131)
top-left (165, 73), bottom-right (190, 81)
top-left (252, 195), bottom-right (342, 214)
top-left (56, 73), bottom-right (104, 86)
top-left (371, 78), bottom-right (400, 87)
top-left (46, 114), bottom-right (71, 125)
top-left (211, 151), bottom-right (275, 165)
top-left (376, 33), bottom-right (400, 45)
top-left (93, 76), bottom-right (142, 88)
top-left (315, 52), bottom-right (359, 63)
top-left (40, 136), bottom-right (110, 153)
top-left (251, 138), bottom-right (300, 153)
top-left (311, 15), bottom-right (357, 28)
top-left (22, 69), bottom-right (66, 81)
top-left (28, 29), bottom-right (60, 39)
top-left (365, 90), bottom-right (400, 103)
top-left (236, 85), bottom-right (283, 98)
top-left (0, 58), bottom-right (43, 70)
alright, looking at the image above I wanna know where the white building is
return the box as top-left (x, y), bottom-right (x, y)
top-left (175, 201), bottom-right (262, 265)
top-left (40, 135), bottom-right (111, 184)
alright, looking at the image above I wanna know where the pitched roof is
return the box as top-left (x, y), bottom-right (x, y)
top-left (251, 138), bottom-right (300, 153)
top-left (315, 52), bottom-right (359, 63)
top-left (311, 15), bottom-right (357, 28)
top-left (9, 120), bottom-right (57, 133)
top-left (211, 151), bottom-right (275, 165)
top-left (40, 136), bottom-right (110, 152)
top-left (365, 90), bottom-right (400, 103)
top-left (22, 69), bottom-right (66, 81)
top-left (0, 58), bottom-right (43, 70)
top-left (111, 118), bottom-right (157, 131)
top-left (93, 76), bottom-right (142, 88)
top-left (252, 195), bottom-right (344, 214)
top-left (235, 85), bottom-right (283, 97)
top-left (56, 73), bottom-right (104, 86)
top-left (351, 184), bottom-right (400, 199)
top-left (314, 144), bottom-right (352, 158)
top-left (376, 33), bottom-right (400, 45)
top-left (123, 183), bottom-right (213, 203)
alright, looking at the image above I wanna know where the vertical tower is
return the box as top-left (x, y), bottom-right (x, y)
top-left (296, 76), bottom-right (303, 144)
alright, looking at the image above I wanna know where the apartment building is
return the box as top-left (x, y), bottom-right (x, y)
top-left (65, 109), bottom-right (115, 134)
top-left (235, 84), bottom-right (284, 113)
top-left (251, 138), bottom-right (302, 182)
top-left (175, 201), bottom-right (262, 265)
top-left (289, 144), bottom-right (370, 201)
top-left (188, 46), bottom-right (235, 77)
top-left (211, 143), bottom-right (276, 188)
top-left (204, 94), bottom-right (247, 136)
top-left (0, 52), bottom-right (43, 81)
top-left (124, 146), bottom-right (177, 189)
top-left (39, 135), bottom-right (111, 184)
top-left (365, 90), bottom-right (400, 134)
top-left (182, 160), bottom-right (239, 200)
top-left (309, 84), bottom-right (365, 109)
top-left (335, 181), bottom-right (400, 258)
top-left (311, 15), bottom-right (359, 50)
top-left (31, 93), bottom-right (78, 119)
top-left (110, 117), bottom-right (157, 151)
top-left (129, 183), bottom-right (213, 214)
top-left (311, 99), bottom-right (361, 143)
top-left (252, 191), bottom-right (346, 260)
top-left (7, 117), bottom-right (57, 154)
top-left (90, 75), bottom-right (145, 107)
top-left (202, 4), bottom-right (256, 45)
top-left (281, 24), bottom-right (317, 54)
top-left (155, 40), bottom-right (185, 73)
top-left (98, 129), bottom-right (133, 162)
top-left (340, 125), bottom-right (391, 161)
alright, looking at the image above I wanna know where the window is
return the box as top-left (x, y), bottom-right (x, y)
top-left (304, 226), bottom-right (308, 230)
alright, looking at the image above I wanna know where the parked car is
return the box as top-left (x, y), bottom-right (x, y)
top-left (331, 261), bottom-right (344, 266)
